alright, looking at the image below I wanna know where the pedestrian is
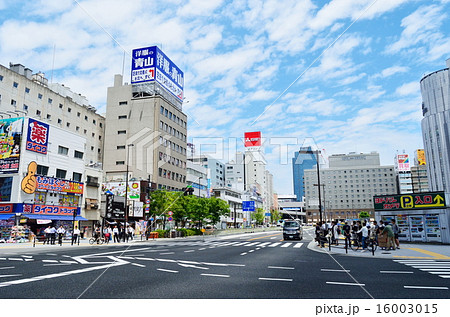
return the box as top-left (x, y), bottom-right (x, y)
top-left (371, 220), bottom-right (379, 243)
top-left (331, 221), bottom-right (340, 245)
top-left (391, 219), bottom-right (400, 249)
top-left (357, 221), bottom-right (369, 250)
top-left (113, 225), bottom-right (120, 243)
top-left (103, 226), bottom-right (111, 244)
top-left (128, 226), bottom-right (134, 240)
top-left (43, 226), bottom-right (51, 245)
top-left (49, 226), bottom-right (57, 245)
top-left (72, 226), bottom-right (80, 245)
top-left (381, 222), bottom-right (396, 250)
top-left (342, 221), bottom-right (351, 247)
top-left (57, 225), bottom-right (66, 245)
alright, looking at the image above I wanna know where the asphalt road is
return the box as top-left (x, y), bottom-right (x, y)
top-left (1, 228), bottom-right (449, 299)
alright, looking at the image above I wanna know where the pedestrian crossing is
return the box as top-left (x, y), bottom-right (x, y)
top-left (160, 241), bottom-right (304, 249)
top-left (394, 259), bottom-right (450, 279)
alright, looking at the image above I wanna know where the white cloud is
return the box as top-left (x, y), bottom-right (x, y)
top-left (395, 81), bottom-right (420, 96)
top-left (378, 65), bottom-right (409, 78)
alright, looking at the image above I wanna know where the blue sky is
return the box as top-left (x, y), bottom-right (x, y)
top-left (1, 0), bottom-right (449, 195)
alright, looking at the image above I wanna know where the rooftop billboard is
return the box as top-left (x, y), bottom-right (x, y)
top-left (131, 46), bottom-right (184, 102)
top-left (244, 131), bottom-right (261, 147)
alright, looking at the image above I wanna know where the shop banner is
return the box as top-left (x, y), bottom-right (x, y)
top-left (36, 175), bottom-right (84, 195)
top-left (374, 192), bottom-right (446, 211)
top-left (0, 204), bottom-right (14, 213)
top-left (0, 117), bottom-right (23, 174)
top-left (32, 205), bottom-right (80, 216)
top-left (26, 118), bottom-right (49, 154)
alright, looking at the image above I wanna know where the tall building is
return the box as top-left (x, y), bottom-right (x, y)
top-left (304, 152), bottom-right (397, 223)
top-left (103, 46), bottom-right (187, 192)
top-left (420, 59), bottom-right (450, 192)
top-left (394, 153), bottom-right (413, 194)
top-left (189, 155), bottom-right (225, 188)
top-left (411, 149), bottom-right (429, 193)
top-left (292, 146), bottom-right (317, 202)
top-left (0, 62), bottom-right (105, 226)
top-left (225, 152), bottom-right (245, 192)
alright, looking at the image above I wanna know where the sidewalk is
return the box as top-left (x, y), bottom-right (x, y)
top-left (307, 239), bottom-right (450, 260)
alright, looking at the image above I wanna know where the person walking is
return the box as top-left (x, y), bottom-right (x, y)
top-left (381, 222), bottom-right (396, 250)
top-left (391, 219), bottom-right (400, 249)
top-left (113, 225), bottom-right (120, 243)
top-left (72, 226), bottom-right (80, 245)
top-left (342, 221), bottom-right (351, 248)
top-left (49, 226), bottom-right (57, 245)
top-left (43, 226), bottom-right (51, 245)
top-left (332, 221), bottom-right (340, 245)
top-left (103, 226), bottom-right (111, 244)
top-left (57, 225), bottom-right (66, 245)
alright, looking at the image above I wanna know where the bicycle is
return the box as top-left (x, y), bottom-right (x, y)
top-left (89, 235), bottom-right (106, 245)
top-left (367, 237), bottom-right (378, 252)
top-left (350, 234), bottom-right (361, 251)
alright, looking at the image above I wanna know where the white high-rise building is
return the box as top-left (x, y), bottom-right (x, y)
top-left (420, 59), bottom-right (450, 192)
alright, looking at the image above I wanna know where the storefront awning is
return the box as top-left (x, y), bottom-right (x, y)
top-left (0, 214), bottom-right (14, 220)
top-left (22, 214), bottom-right (88, 221)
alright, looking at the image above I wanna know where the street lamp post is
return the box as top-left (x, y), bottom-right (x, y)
top-left (124, 143), bottom-right (134, 242)
top-left (198, 177), bottom-right (203, 197)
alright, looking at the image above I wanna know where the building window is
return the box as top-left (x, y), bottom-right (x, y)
top-left (119, 101), bottom-right (128, 105)
top-left (13, 82), bottom-right (18, 88)
top-left (76, 126), bottom-right (80, 131)
top-left (116, 161), bottom-right (125, 165)
top-left (36, 165), bottom-right (49, 176)
top-left (36, 110), bottom-right (41, 116)
top-left (23, 104), bottom-right (28, 111)
top-left (58, 119), bottom-right (62, 124)
top-left (59, 103), bottom-right (63, 109)
top-left (74, 150), bottom-right (84, 159)
top-left (77, 112), bottom-right (81, 117)
top-left (118, 115), bottom-right (127, 119)
top-left (0, 75), bottom-right (3, 81)
top-left (46, 114), bottom-right (51, 119)
top-left (68, 107), bottom-right (71, 113)
top-left (117, 130), bottom-right (126, 135)
top-left (72, 172), bottom-right (82, 182)
top-left (117, 145), bottom-right (125, 150)
top-left (58, 146), bottom-right (69, 155)
top-left (25, 87), bottom-right (30, 93)
top-left (11, 99), bottom-right (16, 106)
top-left (48, 98), bottom-right (52, 104)
top-left (38, 93), bottom-right (43, 99)
top-left (56, 169), bottom-right (67, 179)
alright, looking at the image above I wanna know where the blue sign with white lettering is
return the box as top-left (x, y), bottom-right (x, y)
top-left (131, 46), bottom-right (184, 101)
top-left (242, 201), bottom-right (255, 211)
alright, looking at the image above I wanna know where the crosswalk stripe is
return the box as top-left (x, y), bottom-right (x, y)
top-left (268, 243), bottom-right (281, 247)
top-left (397, 259), bottom-right (450, 279)
top-left (258, 242), bottom-right (271, 247)
top-left (281, 243), bottom-right (292, 248)
top-left (246, 242), bottom-right (259, 246)
top-left (293, 243), bottom-right (303, 248)
top-left (234, 242), bottom-right (250, 246)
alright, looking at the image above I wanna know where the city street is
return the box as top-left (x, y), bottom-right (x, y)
top-left (0, 228), bottom-right (449, 299)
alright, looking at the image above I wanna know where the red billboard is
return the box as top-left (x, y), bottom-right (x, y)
top-left (244, 131), bottom-right (261, 147)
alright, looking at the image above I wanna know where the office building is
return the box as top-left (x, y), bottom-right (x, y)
top-left (420, 59), bottom-right (450, 192)
top-left (292, 147), bottom-right (317, 202)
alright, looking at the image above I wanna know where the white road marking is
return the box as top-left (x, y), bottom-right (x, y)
top-left (135, 257), bottom-right (155, 261)
top-left (258, 242), bottom-right (270, 247)
top-left (268, 243), bottom-right (281, 247)
top-left (425, 272), bottom-right (450, 275)
top-left (270, 237), bottom-right (277, 239)
top-left (118, 256), bottom-right (135, 259)
top-left (178, 260), bottom-right (200, 265)
top-left (159, 252), bottom-right (174, 255)
top-left (198, 248), bottom-right (206, 250)
top-left (326, 281), bottom-right (365, 286)
top-left (281, 243), bottom-right (292, 248)
top-left (156, 258), bottom-right (176, 263)
top-left (0, 275), bottom-right (22, 278)
top-left (248, 250), bottom-right (255, 253)
top-left (0, 267), bottom-right (15, 270)
top-left (240, 252), bottom-right (247, 256)
top-left (21, 255), bottom-right (33, 259)
top-left (380, 271), bottom-right (414, 274)
top-left (246, 242), bottom-right (259, 247)
top-left (131, 263), bottom-right (146, 268)
top-left (0, 262), bottom-right (126, 288)
top-left (8, 258), bottom-right (23, 261)
top-left (268, 266), bottom-right (294, 270)
top-left (404, 286), bottom-right (448, 290)
top-left (0, 258), bottom-right (6, 260)
top-left (420, 268), bottom-right (450, 271)
top-left (201, 274), bottom-right (230, 278)
top-left (43, 264), bottom-right (71, 266)
top-left (184, 250), bottom-right (195, 253)
top-left (234, 242), bottom-right (250, 246)
top-left (438, 275), bottom-right (450, 278)
top-left (24, 259), bottom-right (34, 262)
top-left (177, 263), bottom-right (209, 270)
top-left (259, 277), bottom-right (293, 282)
top-left (321, 269), bottom-right (350, 272)
top-left (42, 260), bottom-right (58, 263)
top-left (157, 268), bottom-right (178, 273)
top-left (293, 243), bottom-right (303, 248)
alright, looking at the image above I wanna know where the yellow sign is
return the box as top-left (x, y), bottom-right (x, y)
top-left (201, 228), bottom-right (205, 233)
top-left (416, 149), bottom-right (426, 165)
top-left (21, 161), bottom-right (37, 194)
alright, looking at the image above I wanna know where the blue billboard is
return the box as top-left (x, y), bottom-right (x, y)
top-left (131, 46), bottom-right (184, 102)
top-left (26, 118), bottom-right (49, 154)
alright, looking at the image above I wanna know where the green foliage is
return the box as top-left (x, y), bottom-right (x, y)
top-left (270, 208), bottom-right (281, 223)
top-left (359, 211), bottom-right (371, 219)
top-left (252, 208), bottom-right (266, 225)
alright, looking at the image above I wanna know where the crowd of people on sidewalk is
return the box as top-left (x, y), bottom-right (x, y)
top-left (314, 218), bottom-right (400, 251)
top-left (91, 224), bottom-right (135, 244)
